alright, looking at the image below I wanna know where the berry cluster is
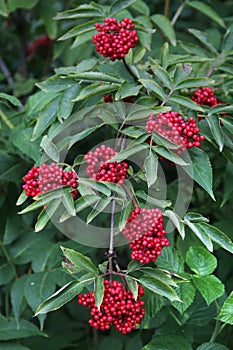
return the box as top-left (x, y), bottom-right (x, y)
top-left (23, 163), bottom-right (78, 198)
top-left (146, 111), bottom-right (205, 154)
top-left (84, 145), bottom-right (128, 184)
top-left (191, 87), bottom-right (218, 107)
top-left (27, 35), bottom-right (52, 57)
top-left (103, 94), bottom-right (113, 103)
top-left (93, 18), bottom-right (138, 61)
top-left (122, 207), bottom-right (169, 264)
top-left (78, 279), bottom-right (145, 334)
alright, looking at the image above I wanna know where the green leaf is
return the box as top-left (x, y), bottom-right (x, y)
top-left (164, 210), bottom-right (185, 239)
top-left (152, 145), bottom-right (188, 165)
top-left (31, 96), bottom-right (60, 141)
top-left (72, 83), bottom-right (119, 102)
top-left (160, 42), bottom-right (169, 69)
top-left (136, 190), bottom-right (172, 208)
top-left (10, 127), bottom-right (40, 161)
top-left (175, 77), bottom-right (215, 90)
top-left (58, 20), bottom-right (97, 41)
top-left (86, 196), bottom-right (112, 224)
top-left (68, 124), bottom-right (104, 149)
top-left (193, 275), bottom-right (224, 305)
top-left (182, 148), bottom-right (215, 200)
top-left (141, 268), bottom-right (178, 287)
top-left (142, 334), bottom-right (192, 350)
top-left (143, 289), bottom-right (164, 320)
top-left (110, 0), bottom-right (136, 16)
top-left (68, 71), bottom-right (124, 84)
top-left (0, 93), bottom-right (22, 107)
top-left (115, 82), bottom-right (142, 100)
top-left (94, 277), bottom-right (104, 310)
top-left (196, 223), bottom-right (233, 254)
top-left (54, 4), bottom-right (104, 20)
top-left (36, 76), bottom-right (76, 92)
top-left (38, 0), bottom-right (57, 39)
top-left (35, 280), bottom-right (87, 315)
top-left (78, 179), bottom-right (111, 197)
top-left (126, 105), bottom-right (170, 121)
top-left (217, 292), bottom-right (233, 325)
top-left (34, 199), bottom-right (61, 232)
top-left (209, 105), bottom-right (233, 116)
top-left (40, 135), bottom-right (59, 162)
top-left (61, 191), bottom-right (76, 217)
top-left (71, 28), bottom-right (97, 48)
top-left (197, 343), bottom-right (229, 350)
top-left (60, 246), bottom-right (98, 274)
top-left (184, 212), bottom-right (209, 223)
top-left (151, 14), bottom-right (176, 46)
top-left (110, 143), bottom-right (148, 162)
top-left (144, 151), bottom-right (158, 187)
top-left (125, 276), bottom-right (138, 300)
top-left (156, 246), bottom-right (184, 273)
top-left (173, 63), bottom-right (192, 86)
top-left (0, 318), bottom-right (45, 340)
top-left (139, 275), bottom-right (181, 301)
top-left (73, 194), bottom-right (102, 214)
top-left (169, 94), bottom-right (204, 111)
top-left (0, 0), bottom-right (8, 17)
top-left (149, 64), bottom-right (172, 89)
top-left (57, 85), bottom-right (81, 120)
top-left (188, 29), bottom-right (218, 54)
top-left (206, 115), bottom-right (224, 152)
top-left (171, 283), bottom-right (196, 314)
top-left (186, 246), bottom-right (217, 276)
top-left (24, 272), bottom-right (56, 329)
top-left (0, 261), bottom-right (15, 285)
top-left (16, 191), bottom-right (27, 206)
top-left (7, 0), bottom-right (38, 12)
top-left (184, 219), bottom-right (213, 252)
top-left (187, 1), bottom-right (225, 28)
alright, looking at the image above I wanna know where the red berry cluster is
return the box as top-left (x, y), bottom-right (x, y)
top-left (122, 207), bottom-right (169, 264)
top-left (23, 163), bottom-right (78, 198)
top-left (103, 94), bottom-right (113, 103)
top-left (191, 87), bottom-right (218, 107)
top-left (78, 279), bottom-right (145, 334)
top-left (84, 145), bottom-right (128, 184)
top-left (27, 35), bottom-right (52, 57)
top-left (93, 18), bottom-right (138, 61)
top-left (146, 111), bottom-right (205, 154)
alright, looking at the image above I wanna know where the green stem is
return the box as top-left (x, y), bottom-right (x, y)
top-left (171, 0), bottom-right (189, 26)
top-left (170, 310), bottom-right (183, 326)
top-left (160, 88), bottom-right (174, 106)
top-left (210, 320), bottom-right (222, 343)
top-left (206, 54), bottom-right (223, 78)
top-left (164, 0), bottom-right (170, 18)
top-left (0, 109), bottom-right (14, 129)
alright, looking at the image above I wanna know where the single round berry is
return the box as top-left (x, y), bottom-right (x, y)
top-left (145, 111), bottom-right (205, 155)
top-left (78, 279), bottom-right (145, 334)
top-left (93, 18), bottom-right (138, 61)
top-left (122, 208), bottom-right (169, 264)
top-left (84, 145), bottom-right (128, 184)
top-left (23, 163), bottom-right (78, 198)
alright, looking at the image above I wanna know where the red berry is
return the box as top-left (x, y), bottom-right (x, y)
top-left (122, 208), bottom-right (169, 264)
top-left (23, 163), bottom-right (78, 199)
top-left (93, 18), bottom-right (138, 61)
top-left (78, 280), bottom-right (144, 334)
top-left (84, 145), bottom-right (128, 184)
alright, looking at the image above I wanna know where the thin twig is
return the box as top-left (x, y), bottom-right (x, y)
top-left (122, 184), bottom-right (139, 208)
top-left (164, 0), bottom-right (170, 18)
top-left (206, 54), bottom-right (223, 78)
top-left (171, 0), bottom-right (188, 26)
top-left (0, 56), bottom-right (14, 86)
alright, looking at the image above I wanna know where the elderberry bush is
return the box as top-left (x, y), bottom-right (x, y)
top-left (1, 1), bottom-right (233, 349)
